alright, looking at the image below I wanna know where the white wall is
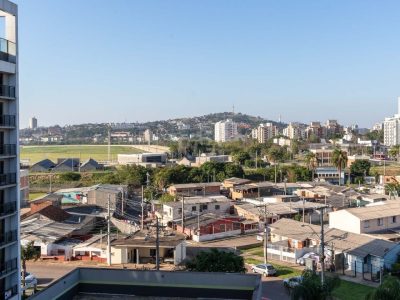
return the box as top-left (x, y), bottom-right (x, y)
top-left (329, 210), bottom-right (361, 234)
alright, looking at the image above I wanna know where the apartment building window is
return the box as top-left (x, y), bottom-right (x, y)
top-left (364, 220), bottom-right (370, 228)
top-left (393, 216), bottom-right (397, 224)
top-left (378, 218), bottom-right (384, 226)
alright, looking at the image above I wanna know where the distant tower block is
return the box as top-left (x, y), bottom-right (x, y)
top-left (232, 104), bottom-right (235, 115)
top-left (29, 116), bottom-right (38, 129)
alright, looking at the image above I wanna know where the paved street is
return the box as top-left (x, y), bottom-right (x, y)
top-left (261, 277), bottom-right (290, 300)
top-left (26, 262), bottom-right (77, 286)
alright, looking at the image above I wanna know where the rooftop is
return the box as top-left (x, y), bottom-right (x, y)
top-left (169, 182), bottom-right (221, 189)
top-left (270, 218), bottom-right (397, 258)
top-left (337, 200), bottom-right (400, 220)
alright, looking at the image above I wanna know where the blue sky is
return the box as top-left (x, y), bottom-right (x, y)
top-left (14, 0), bottom-right (400, 127)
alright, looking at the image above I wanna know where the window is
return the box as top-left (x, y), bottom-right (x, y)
top-left (192, 206), bottom-right (197, 211)
top-left (393, 216), bottom-right (397, 224)
top-left (150, 249), bottom-right (156, 257)
top-left (178, 208), bottom-right (182, 215)
top-left (364, 220), bottom-right (370, 228)
top-left (378, 218), bottom-right (384, 226)
top-left (202, 204), bottom-right (208, 210)
top-left (220, 224), bottom-right (226, 232)
top-left (215, 205), bottom-right (220, 210)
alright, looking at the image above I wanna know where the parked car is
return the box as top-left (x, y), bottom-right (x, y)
top-left (251, 264), bottom-right (277, 277)
top-left (22, 272), bottom-right (38, 289)
top-left (296, 252), bottom-right (316, 265)
top-left (283, 276), bottom-right (303, 289)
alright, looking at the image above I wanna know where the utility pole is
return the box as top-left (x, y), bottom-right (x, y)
top-left (302, 198), bottom-right (305, 223)
top-left (107, 194), bottom-right (111, 266)
top-left (263, 204), bottom-right (268, 264)
top-left (320, 209), bottom-right (325, 286)
top-left (156, 217), bottom-right (160, 271)
top-left (121, 186), bottom-right (124, 216)
top-left (181, 196), bottom-right (185, 233)
top-left (141, 185), bottom-right (144, 230)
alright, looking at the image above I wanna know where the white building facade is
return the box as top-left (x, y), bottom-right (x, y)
top-left (214, 119), bottom-right (238, 142)
top-left (384, 98), bottom-right (400, 147)
top-left (256, 123), bottom-right (277, 143)
top-left (28, 116), bottom-right (37, 129)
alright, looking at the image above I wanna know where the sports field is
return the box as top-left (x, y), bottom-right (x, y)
top-left (20, 145), bottom-right (143, 165)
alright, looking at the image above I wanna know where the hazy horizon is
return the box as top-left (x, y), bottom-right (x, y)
top-left (15, 0), bottom-right (400, 128)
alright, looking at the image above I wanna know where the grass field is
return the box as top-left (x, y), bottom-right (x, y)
top-left (28, 192), bottom-right (46, 201)
top-left (20, 145), bottom-right (143, 165)
top-left (332, 279), bottom-right (375, 300)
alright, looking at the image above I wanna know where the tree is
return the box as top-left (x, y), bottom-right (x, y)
top-left (186, 249), bottom-right (245, 273)
top-left (292, 270), bottom-right (340, 300)
top-left (332, 148), bottom-right (348, 186)
top-left (366, 276), bottom-right (400, 300)
top-left (305, 152), bottom-right (319, 180)
top-left (21, 241), bottom-right (40, 295)
top-left (267, 145), bottom-right (285, 183)
top-left (350, 159), bottom-right (371, 183)
top-left (389, 145), bottom-right (400, 162)
top-left (59, 172), bottom-right (81, 182)
top-left (232, 151), bottom-right (251, 165)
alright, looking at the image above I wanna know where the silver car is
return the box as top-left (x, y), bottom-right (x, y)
top-left (283, 276), bottom-right (303, 289)
top-left (251, 264), bottom-right (277, 277)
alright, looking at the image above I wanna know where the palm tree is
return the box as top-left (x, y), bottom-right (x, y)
top-left (267, 146), bottom-right (284, 183)
top-left (332, 148), bottom-right (348, 186)
top-left (292, 270), bottom-right (340, 300)
top-left (366, 276), bottom-right (400, 300)
top-left (305, 152), bottom-right (319, 181)
top-left (21, 241), bottom-right (40, 295)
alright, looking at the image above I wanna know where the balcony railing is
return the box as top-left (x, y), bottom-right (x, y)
top-left (0, 145), bottom-right (16, 156)
top-left (0, 230), bottom-right (17, 247)
top-left (0, 115), bottom-right (15, 127)
top-left (2, 284), bottom-right (17, 299)
top-left (0, 86), bottom-right (15, 99)
top-left (0, 38), bottom-right (16, 64)
top-left (0, 173), bottom-right (16, 187)
top-left (0, 201), bottom-right (16, 216)
top-left (0, 258), bottom-right (17, 276)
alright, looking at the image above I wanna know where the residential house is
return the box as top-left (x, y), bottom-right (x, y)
top-left (329, 201), bottom-right (400, 239)
top-left (231, 181), bottom-right (283, 200)
top-left (194, 153), bottom-right (232, 166)
top-left (73, 234), bottom-right (117, 263)
top-left (87, 184), bottom-right (125, 211)
top-left (20, 205), bottom-right (97, 259)
top-left (270, 218), bottom-right (400, 276)
top-left (111, 230), bottom-right (186, 265)
top-left (160, 196), bottom-right (231, 226)
top-left (30, 158), bottom-right (55, 172)
top-left (175, 213), bottom-right (258, 242)
top-left (222, 177), bottom-right (252, 198)
top-left (167, 182), bottom-right (221, 197)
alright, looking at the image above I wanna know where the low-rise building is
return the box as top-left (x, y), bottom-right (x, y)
top-left (329, 201), bottom-right (400, 237)
top-left (161, 196), bottom-right (231, 226)
top-left (117, 153), bottom-right (167, 166)
top-left (270, 218), bottom-right (400, 276)
top-left (167, 182), bottom-right (221, 197)
top-left (175, 213), bottom-right (258, 242)
top-left (194, 153), bottom-right (232, 166)
top-left (111, 230), bottom-right (186, 265)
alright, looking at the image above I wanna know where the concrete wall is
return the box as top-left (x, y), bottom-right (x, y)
top-left (31, 268), bottom-right (261, 300)
top-left (193, 229), bottom-right (242, 242)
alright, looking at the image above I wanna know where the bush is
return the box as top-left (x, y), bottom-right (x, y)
top-left (59, 172), bottom-right (81, 182)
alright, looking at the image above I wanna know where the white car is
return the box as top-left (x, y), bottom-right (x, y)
top-left (283, 276), bottom-right (303, 289)
top-left (296, 252), bottom-right (316, 265)
top-left (22, 272), bottom-right (37, 289)
top-left (251, 264), bottom-right (277, 277)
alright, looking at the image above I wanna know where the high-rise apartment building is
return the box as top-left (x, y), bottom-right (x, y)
top-left (0, 1), bottom-right (19, 299)
top-left (256, 123), bottom-right (277, 143)
top-left (283, 122), bottom-right (306, 140)
top-left (143, 129), bottom-right (153, 144)
top-left (384, 98), bottom-right (400, 146)
top-left (28, 116), bottom-right (37, 129)
top-left (214, 119), bottom-right (238, 142)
